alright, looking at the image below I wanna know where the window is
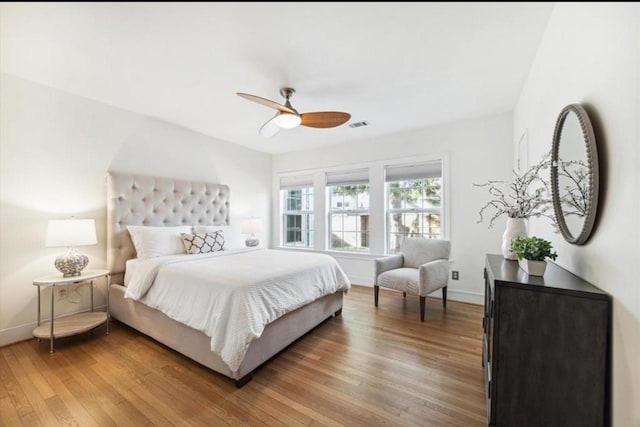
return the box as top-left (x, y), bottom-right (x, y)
top-left (277, 157), bottom-right (447, 254)
top-left (327, 169), bottom-right (370, 252)
top-left (280, 175), bottom-right (314, 248)
top-left (386, 162), bottom-right (442, 253)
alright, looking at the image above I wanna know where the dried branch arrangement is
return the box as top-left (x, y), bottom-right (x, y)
top-left (475, 152), bottom-right (555, 228)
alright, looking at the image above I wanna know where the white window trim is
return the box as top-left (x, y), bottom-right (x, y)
top-left (272, 152), bottom-right (450, 256)
top-left (327, 184), bottom-right (371, 253)
top-left (387, 207), bottom-right (442, 215)
top-left (385, 173), bottom-right (444, 253)
top-left (282, 211), bottom-right (314, 248)
top-left (281, 187), bottom-right (314, 248)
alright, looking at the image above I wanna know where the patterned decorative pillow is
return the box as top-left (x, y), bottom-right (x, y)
top-left (181, 231), bottom-right (225, 254)
top-left (193, 225), bottom-right (243, 250)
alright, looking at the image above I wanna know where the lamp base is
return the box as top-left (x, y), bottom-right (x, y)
top-left (245, 236), bottom-right (259, 247)
top-left (54, 248), bottom-right (89, 277)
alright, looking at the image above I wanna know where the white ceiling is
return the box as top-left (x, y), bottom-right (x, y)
top-left (0, 3), bottom-right (553, 154)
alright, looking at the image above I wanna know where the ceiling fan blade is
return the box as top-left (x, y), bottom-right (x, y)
top-left (300, 112), bottom-right (351, 128)
top-left (259, 115), bottom-right (281, 138)
top-left (237, 93), bottom-right (297, 114)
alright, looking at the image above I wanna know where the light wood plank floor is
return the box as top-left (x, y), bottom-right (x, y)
top-left (1, 285), bottom-right (486, 426)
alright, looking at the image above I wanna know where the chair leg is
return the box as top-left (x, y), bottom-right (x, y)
top-left (420, 296), bottom-right (426, 322)
top-left (442, 286), bottom-right (448, 309)
top-left (374, 285), bottom-right (379, 307)
top-left (403, 292), bottom-right (406, 298)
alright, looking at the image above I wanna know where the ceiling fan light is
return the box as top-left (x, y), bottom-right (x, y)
top-left (274, 112), bottom-right (301, 129)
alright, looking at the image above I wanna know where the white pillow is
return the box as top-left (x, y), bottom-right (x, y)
top-left (193, 225), bottom-right (243, 249)
top-left (127, 225), bottom-right (192, 259)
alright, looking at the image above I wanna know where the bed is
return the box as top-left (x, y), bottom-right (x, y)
top-left (106, 172), bottom-right (350, 386)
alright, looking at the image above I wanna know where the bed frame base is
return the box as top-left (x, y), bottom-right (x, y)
top-left (232, 307), bottom-right (343, 388)
top-left (109, 284), bottom-right (344, 386)
top-left (235, 374), bottom-right (254, 388)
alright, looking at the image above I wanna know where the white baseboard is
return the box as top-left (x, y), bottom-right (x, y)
top-left (0, 323), bottom-right (35, 347)
top-left (346, 275), bottom-right (373, 286)
top-left (0, 305), bottom-right (106, 347)
top-left (446, 289), bottom-right (484, 305)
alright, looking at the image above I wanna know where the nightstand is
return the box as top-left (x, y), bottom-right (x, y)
top-left (33, 269), bottom-right (110, 353)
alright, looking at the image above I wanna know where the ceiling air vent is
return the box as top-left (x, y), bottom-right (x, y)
top-left (348, 121), bottom-right (369, 128)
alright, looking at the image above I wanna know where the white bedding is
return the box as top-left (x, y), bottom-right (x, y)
top-left (124, 249), bottom-right (351, 372)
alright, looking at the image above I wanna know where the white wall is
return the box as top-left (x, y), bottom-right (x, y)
top-left (273, 112), bottom-right (513, 304)
top-left (513, 4), bottom-right (640, 425)
top-left (0, 73), bottom-right (272, 346)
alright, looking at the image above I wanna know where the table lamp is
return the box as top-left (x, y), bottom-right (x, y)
top-left (46, 218), bottom-right (97, 277)
top-left (241, 218), bottom-right (261, 247)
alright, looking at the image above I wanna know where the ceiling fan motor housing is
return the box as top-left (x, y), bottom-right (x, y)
top-left (280, 87), bottom-right (295, 99)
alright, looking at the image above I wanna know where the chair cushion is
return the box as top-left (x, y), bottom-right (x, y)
top-left (377, 268), bottom-right (420, 295)
top-left (401, 238), bottom-right (451, 268)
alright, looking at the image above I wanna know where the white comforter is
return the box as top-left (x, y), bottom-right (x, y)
top-left (124, 249), bottom-right (351, 372)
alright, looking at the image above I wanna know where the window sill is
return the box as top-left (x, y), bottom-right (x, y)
top-left (278, 246), bottom-right (316, 252)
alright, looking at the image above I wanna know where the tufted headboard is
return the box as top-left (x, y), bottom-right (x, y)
top-left (106, 172), bottom-right (230, 283)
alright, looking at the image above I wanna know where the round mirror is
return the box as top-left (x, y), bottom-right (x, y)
top-left (551, 104), bottom-right (599, 245)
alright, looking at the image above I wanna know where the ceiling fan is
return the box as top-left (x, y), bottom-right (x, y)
top-left (237, 88), bottom-right (351, 137)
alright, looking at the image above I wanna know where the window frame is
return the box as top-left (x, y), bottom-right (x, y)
top-left (327, 183), bottom-right (371, 253)
top-left (386, 176), bottom-right (443, 254)
top-left (274, 153), bottom-right (449, 256)
top-left (281, 186), bottom-right (314, 248)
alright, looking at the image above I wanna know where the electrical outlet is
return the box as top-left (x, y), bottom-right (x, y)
top-left (452, 271), bottom-right (459, 280)
top-left (57, 288), bottom-right (68, 300)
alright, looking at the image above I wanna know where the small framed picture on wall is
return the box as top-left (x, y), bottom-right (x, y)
top-left (517, 129), bottom-right (529, 173)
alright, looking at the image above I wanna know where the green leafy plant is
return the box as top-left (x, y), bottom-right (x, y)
top-left (510, 236), bottom-right (558, 261)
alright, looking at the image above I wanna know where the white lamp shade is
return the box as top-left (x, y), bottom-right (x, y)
top-left (46, 219), bottom-right (97, 247)
top-left (241, 218), bottom-right (262, 234)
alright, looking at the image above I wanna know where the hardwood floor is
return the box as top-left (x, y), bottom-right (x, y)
top-left (0, 285), bottom-right (486, 426)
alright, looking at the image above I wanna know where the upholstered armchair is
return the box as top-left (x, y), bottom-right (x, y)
top-left (374, 238), bottom-right (451, 321)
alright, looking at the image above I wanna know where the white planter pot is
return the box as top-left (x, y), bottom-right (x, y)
top-left (502, 217), bottom-right (527, 260)
top-left (518, 259), bottom-right (547, 276)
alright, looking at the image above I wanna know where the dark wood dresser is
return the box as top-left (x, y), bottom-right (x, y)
top-left (483, 254), bottom-right (610, 427)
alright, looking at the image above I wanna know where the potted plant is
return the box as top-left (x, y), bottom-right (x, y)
top-left (510, 236), bottom-right (558, 276)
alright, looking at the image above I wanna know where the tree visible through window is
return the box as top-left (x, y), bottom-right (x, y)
top-left (387, 178), bottom-right (441, 253)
